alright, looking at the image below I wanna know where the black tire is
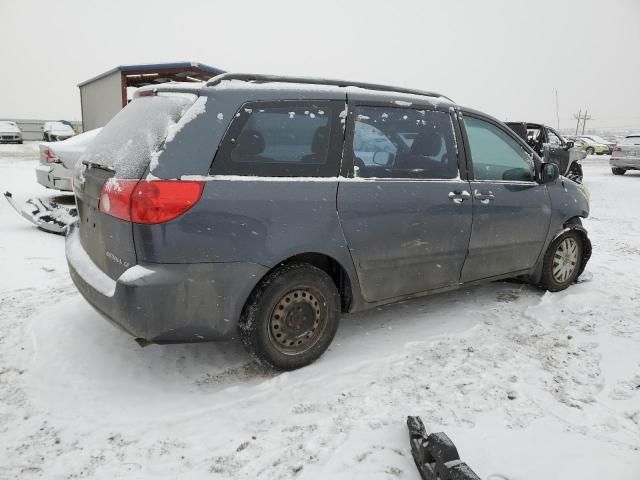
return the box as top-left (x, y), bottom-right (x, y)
top-left (567, 162), bottom-right (583, 183)
top-left (586, 147), bottom-right (595, 155)
top-left (612, 167), bottom-right (626, 175)
top-left (539, 231), bottom-right (583, 292)
top-left (239, 263), bottom-right (340, 370)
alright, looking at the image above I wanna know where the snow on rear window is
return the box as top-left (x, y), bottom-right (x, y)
top-left (80, 94), bottom-right (196, 179)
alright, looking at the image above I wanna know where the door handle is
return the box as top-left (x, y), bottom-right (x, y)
top-left (448, 190), bottom-right (471, 204)
top-left (474, 189), bottom-right (495, 204)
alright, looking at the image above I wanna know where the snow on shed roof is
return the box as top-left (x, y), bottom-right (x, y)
top-left (78, 62), bottom-right (226, 87)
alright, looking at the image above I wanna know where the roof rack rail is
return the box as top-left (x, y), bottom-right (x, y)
top-left (206, 73), bottom-right (453, 102)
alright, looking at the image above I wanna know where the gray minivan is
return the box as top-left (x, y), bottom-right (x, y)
top-left (66, 73), bottom-right (591, 370)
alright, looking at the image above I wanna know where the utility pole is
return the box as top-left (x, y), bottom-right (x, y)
top-left (573, 109), bottom-right (593, 136)
top-left (555, 90), bottom-right (560, 130)
top-left (581, 110), bottom-right (591, 134)
top-left (574, 109), bottom-right (582, 137)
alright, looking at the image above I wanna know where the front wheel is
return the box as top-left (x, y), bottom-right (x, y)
top-left (586, 147), bottom-right (595, 155)
top-left (539, 231), bottom-right (583, 292)
top-left (612, 167), bottom-right (626, 175)
top-left (567, 162), bottom-right (583, 183)
top-left (239, 263), bottom-right (340, 370)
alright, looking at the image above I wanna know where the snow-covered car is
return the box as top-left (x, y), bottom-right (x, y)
top-left (43, 121), bottom-right (76, 142)
top-left (610, 133), bottom-right (640, 175)
top-left (36, 129), bottom-right (101, 191)
top-left (0, 121), bottom-right (23, 144)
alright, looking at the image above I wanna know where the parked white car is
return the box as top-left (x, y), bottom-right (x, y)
top-left (0, 121), bottom-right (23, 144)
top-left (43, 121), bottom-right (76, 142)
top-left (610, 133), bottom-right (640, 175)
top-left (36, 129), bottom-right (102, 191)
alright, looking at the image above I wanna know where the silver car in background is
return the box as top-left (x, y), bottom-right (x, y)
top-left (0, 121), bottom-right (23, 144)
top-left (36, 129), bottom-right (102, 191)
top-left (43, 121), bottom-right (76, 142)
top-left (610, 134), bottom-right (640, 175)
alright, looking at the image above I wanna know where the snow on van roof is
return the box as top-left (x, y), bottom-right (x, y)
top-left (205, 77), bottom-right (454, 105)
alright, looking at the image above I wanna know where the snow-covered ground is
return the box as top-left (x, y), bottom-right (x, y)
top-left (0, 143), bottom-right (638, 480)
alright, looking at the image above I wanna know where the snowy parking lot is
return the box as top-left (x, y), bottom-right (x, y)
top-left (0, 143), bottom-right (639, 479)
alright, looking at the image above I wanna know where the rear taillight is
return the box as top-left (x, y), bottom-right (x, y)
top-left (44, 147), bottom-right (61, 163)
top-left (99, 179), bottom-right (205, 224)
top-left (99, 179), bottom-right (138, 221)
top-left (612, 146), bottom-right (622, 152)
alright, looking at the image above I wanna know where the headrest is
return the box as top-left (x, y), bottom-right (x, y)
top-left (236, 129), bottom-right (265, 155)
top-left (311, 126), bottom-right (329, 153)
top-left (410, 130), bottom-right (443, 157)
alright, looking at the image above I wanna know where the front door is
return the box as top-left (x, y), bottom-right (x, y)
top-left (461, 114), bottom-right (552, 282)
top-left (337, 103), bottom-right (472, 302)
top-left (545, 127), bottom-right (571, 175)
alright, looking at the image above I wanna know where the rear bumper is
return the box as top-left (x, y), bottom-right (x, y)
top-left (66, 226), bottom-right (268, 343)
top-left (36, 163), bottom-right (73, 191)
top-left (610, 157), bottom-right (640, 169)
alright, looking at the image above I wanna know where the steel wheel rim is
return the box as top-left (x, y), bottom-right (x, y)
top-left (269, 288), bottom-right (327, 355)
top-left (552, 237), bottom-right (579, 283)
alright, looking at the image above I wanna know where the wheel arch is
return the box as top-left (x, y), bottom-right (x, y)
top-left (556, 217), bottom-right (592, 277)
top-left (248, 252), bottom-right (355, 313)
top-left (530, 216), bottom-right (592, 284)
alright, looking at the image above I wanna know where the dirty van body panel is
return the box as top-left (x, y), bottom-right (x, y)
top-left (461, 181), bottom-right (552, 282)
top-left (338, 179), bottom-right (472, 301)
top-left (67, 226), bottom-right (269, 341)
top-left (133, 180), bottom-right (356, 271)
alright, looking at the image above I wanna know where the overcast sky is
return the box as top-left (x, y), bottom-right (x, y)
top-left (1, 0), bottom-right (638, 132)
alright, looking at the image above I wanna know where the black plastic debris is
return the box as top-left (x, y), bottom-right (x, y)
top-left (407, 416), bottom-right (481, 480)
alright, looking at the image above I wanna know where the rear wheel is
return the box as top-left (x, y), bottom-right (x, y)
top-left (612, 167), bottom-right (626, 175)
top-left (239, 263), bottom-right (340, 370)
top-left (539, 231), bottom-right (583, 291)
top-left (586, 147), bottom-right (595, 155)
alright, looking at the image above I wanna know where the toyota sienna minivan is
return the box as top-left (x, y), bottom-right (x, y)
top-left (66, 73), bottom-right (592, 370)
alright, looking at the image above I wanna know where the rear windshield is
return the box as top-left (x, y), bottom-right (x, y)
top-left (80, 93), bottom-right (196, 179)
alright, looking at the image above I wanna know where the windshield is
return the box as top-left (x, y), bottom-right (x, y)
top-left (80, 93), bottom-right (196, 179)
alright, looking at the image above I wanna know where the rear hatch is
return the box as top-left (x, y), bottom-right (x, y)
top-left (73, 92), bottom-right (197, 279)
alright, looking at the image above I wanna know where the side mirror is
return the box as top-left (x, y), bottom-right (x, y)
top-left (540, 162), bottom-right (560, 184)
top-left (564, 141), bottom-right (574, 149)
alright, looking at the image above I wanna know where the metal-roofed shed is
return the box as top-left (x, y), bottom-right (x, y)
top-left (78, 61), bottom-right (225, 131)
